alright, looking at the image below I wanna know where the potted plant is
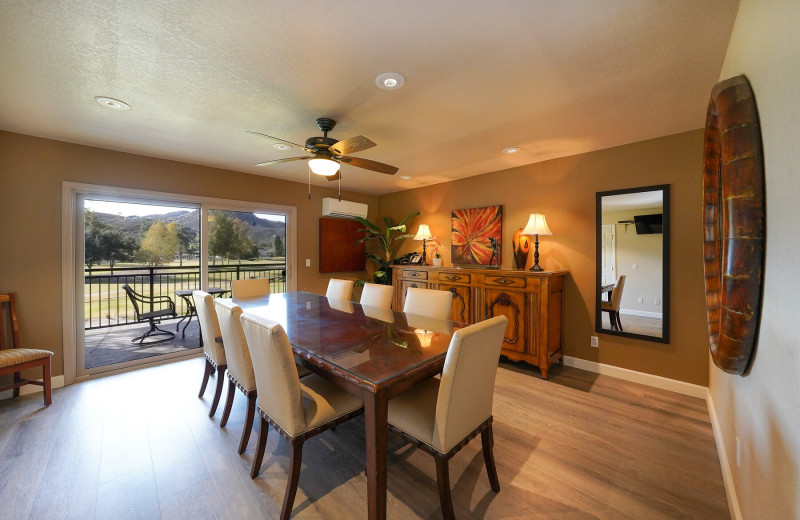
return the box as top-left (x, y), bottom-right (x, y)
top-left (429, 237), bottom-right (443, 267)
top-left (353, 211), bottom-right (420, 285)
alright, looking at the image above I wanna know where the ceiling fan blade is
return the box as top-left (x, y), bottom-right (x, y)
top-left (329, 135), bottom-right (376, 156)
top-left (326, 172), bottom-right (342, 181)
top-left (255, 157), bottom-right (310, 167)
top-left (246, 131), bottom-right (313, 152)
top-left (338, 156), bottom-right (398, 175)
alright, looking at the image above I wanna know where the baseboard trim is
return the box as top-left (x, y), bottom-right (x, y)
top-left (619, 309), bottom-right (663, 318)
top-left (707, 389), bottom-right (742, 520)
top-left (0, 375), bottom-right (65, 401)
top-left (562, 356), bottom-right (707, 398)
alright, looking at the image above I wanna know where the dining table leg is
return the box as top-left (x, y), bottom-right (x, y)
top-left (363, 387), bottom-right (389, 520)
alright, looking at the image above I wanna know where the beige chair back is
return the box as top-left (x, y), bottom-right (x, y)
top-left (232, 278), bottom-right (270, 299)
top-left (404, 287), bottom-right (453, 321)
top-left (610, 275), bottom-right (626, 310)
top-left (326, 278), bottom-right (354, 301)
top-left (360, 282), bottom-right (394, 310)
top-left (432, 315), bottom-right (507, 453)
top-left (239, 312), bottom-right (305, 436)
top-left (214, 299), bottom-right (256, 391)
top-left (192, 291), bottom-right (226, 365)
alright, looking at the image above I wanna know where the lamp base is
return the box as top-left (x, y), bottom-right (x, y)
top-left (529, 265), bottom-right (544, 272)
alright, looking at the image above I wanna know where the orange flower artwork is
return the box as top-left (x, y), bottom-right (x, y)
top-left (451, 205), bottom-right (502, 265)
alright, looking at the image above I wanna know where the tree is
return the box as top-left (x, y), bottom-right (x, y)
top-left (139, 221), bottom-right (179, 265)
top-left (84, 211), bottom-right (137, 268)
top-left (175, 224), bottom-right (197, 266)
top-left (273, 235), bottom-right (285, 258)
top-left (208, 211), bottom-right (253, 264)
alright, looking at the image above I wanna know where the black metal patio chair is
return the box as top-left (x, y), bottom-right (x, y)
top-left (121, 284), bottom-right (178, 345)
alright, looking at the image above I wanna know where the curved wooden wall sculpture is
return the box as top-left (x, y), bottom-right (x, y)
top-left (703, 75), bottom-right (766, 375)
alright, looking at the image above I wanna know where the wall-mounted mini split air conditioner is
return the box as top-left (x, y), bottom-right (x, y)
top-left (321, 197), bottom-right (368, 219)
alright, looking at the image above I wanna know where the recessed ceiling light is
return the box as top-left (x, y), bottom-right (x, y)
top-left (376, 72), bottom-right (406, 90)
top-left (95, 96), bottom-right (130, 110)
top-left (273, 143), bottom-right (291, 151)
top-left (399, 175), bottom-right (411, 180)
top-left (502, 147), bottom-right (521, 154)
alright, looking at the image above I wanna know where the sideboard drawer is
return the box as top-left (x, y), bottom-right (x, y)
top-left (403, 270), bottom-right (428, 280)
top-left (484, 274), bottom-right (527, 289)
top-left (437, 272), bottom-right (472, 284)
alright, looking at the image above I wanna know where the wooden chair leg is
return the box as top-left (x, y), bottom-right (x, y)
top-left (281, 439), bottom-right (304, 520)
top-left (481, 424), bottom-right (500, 492)
top-left (616, 312), bottom-right (624, 331)
top-left (208, 366), bottom-right (225, 417)
top-left (12, 371), bottom-right (21, 398)
top-left (43, 359), bottom-right (52, 406)
top-left (250, 417), bottom-right (269, 479)
top-left (219, 380), bottom-right (236, 427)
top-left (198, 358), bottom-right (212, 398)
top-left (239, 393), bottom-right (257, 454)
top-left (435, 453), bottom-right (455, 520)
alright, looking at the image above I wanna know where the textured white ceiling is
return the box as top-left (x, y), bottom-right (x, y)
top-left (0, 0), bottom-right (739, 195)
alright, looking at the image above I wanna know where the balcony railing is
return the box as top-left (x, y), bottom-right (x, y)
top-left (84, 263), bottom-right (286, 329)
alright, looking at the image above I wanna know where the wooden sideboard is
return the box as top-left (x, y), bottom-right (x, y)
top-left (392, 265), bottom-right (567, 378)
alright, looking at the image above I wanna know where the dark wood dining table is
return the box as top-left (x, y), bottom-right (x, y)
top-left (227, 291), bottom-right (465, 520)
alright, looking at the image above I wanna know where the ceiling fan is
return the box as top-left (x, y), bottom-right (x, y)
top-left (248, 117), bottom-right (398, 182)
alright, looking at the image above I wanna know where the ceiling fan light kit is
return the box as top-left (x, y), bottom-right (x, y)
top-left (308, 157), bottom-right (340, 176)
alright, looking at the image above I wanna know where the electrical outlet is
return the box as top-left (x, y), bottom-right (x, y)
top-left (736, 437), bottom-right (742, 467)
top-left (655, 298), bottom-right (661, 305)
top-left (637, 297), bottom-right (643, 304)
top-left (590, 336), bottom-right (599, 348)
top-left (305, 258), bottom-right (311, 267)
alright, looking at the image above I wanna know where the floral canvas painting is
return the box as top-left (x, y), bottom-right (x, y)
top-left (451, 205), bottom-right (502, 265)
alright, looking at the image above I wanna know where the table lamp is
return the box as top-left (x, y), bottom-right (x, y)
top-left (521, 213), bottom-right (552, 271)
top-left (413, 224), bottom-right (433, 264)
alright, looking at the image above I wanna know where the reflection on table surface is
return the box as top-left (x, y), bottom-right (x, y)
top-left (222, 291), bottom-right (465, 385)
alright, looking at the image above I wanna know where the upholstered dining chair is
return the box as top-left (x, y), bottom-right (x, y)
top-left (0, 293), bottom-right (54, 406)
top-left (359, 282), bottom-right (394, 310)
top-left (192, 290), bottom-right (227, 417)
top-left (239, 313), bottom-right (364, 520)
top-left (403, 287), bottom-right (453, 321)
top-left (232, 278), bottom-right (270, 299)
top-left (387, 315), bottom-right (508, 520)
top-left (326, 278), bottom-right (354, 301)
top-left (601, 274), bottom-right (626, 331)
top-left (214, 299), bottom-right (258, 454)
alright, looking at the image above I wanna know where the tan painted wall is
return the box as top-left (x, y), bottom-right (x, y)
top-left (710, 0), bottom-right (800, 518)
top-left (0, 131), bottom-right (379, 377)
top-left (378, 129), bottom-right (709, 386)
top-left (603, 208), bottom-right (663, 315)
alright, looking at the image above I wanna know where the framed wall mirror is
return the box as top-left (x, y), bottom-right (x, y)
top-left (596, 185), bottom-right (669, 343)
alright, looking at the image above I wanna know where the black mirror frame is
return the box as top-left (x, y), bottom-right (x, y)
top-left (595, 184), bottom-right (670, 343)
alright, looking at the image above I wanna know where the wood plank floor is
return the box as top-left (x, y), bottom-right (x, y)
top-left (0, 357), bottom-right (729, 519)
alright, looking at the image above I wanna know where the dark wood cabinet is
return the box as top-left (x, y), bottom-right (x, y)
top-left (393, 266), bottom-right (567, 378)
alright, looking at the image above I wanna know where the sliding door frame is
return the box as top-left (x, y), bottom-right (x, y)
top-left (62, 182), bottom-right (297, 384)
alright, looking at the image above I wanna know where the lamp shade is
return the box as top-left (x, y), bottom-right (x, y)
top-left (521, 213), bottom-right (552, 236)
top-left (308, 157), bottom-right (340, 176)
top-left (413, 224), bottom-right (433, 241)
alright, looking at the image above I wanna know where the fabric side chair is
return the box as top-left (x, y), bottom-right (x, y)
top-left (387, 315), bottom-right (508, 520)
top-left (0, 293), bottom-right (54, 406)
top-left (326, 278), bottom-right (354, 301)
top-left (601, 274), bottom-right (627, 331)
top-left (239, 312), bottom-right (364, 520)
top-left (192, 290), bottom-right (228, 417)
top-left (214, 299), bottom-right (258, 454)
top-left (359, 282), bottom-right (394, 310)
top-left (231, 278), bottom-right (270, 299)
top-left (403, 287), bottom-right (453, 321)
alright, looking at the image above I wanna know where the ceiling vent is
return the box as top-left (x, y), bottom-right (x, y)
top-left (321, 197), bottom-right (368, 219)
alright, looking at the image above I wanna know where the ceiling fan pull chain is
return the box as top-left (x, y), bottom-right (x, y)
top-left (338, 172), bottom-right (342, 201)
top-left (308, 166), bottom-right (311, 199)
